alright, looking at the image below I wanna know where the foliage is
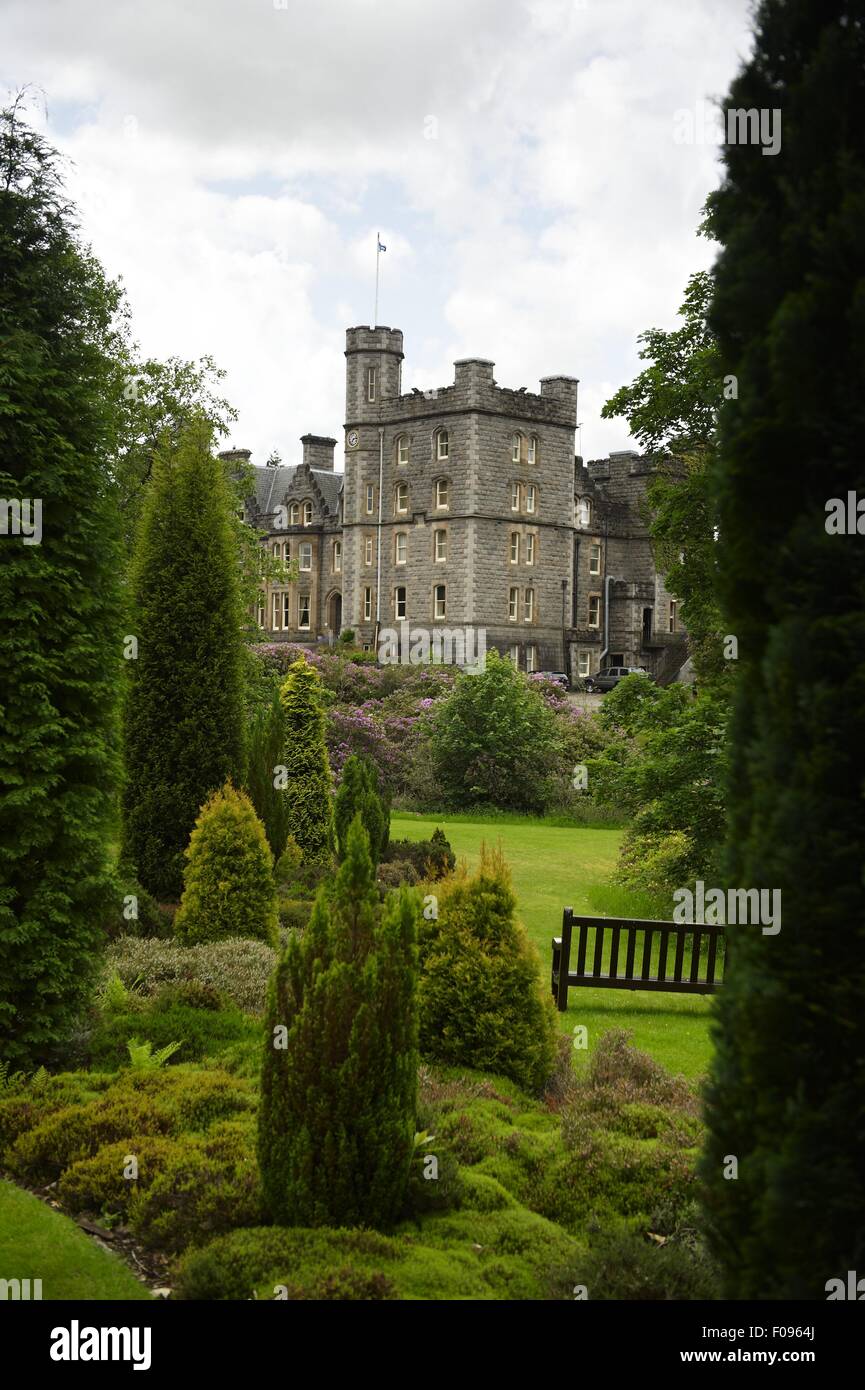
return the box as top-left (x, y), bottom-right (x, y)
top-left (382, 829), bottom-right (455, 880)
top-left (102, 935), bottom-right (277, 1015)
top-left (417, 845), bottom-right (558, 1092)
top-left (258, 818), bottom-right (420, 1229)
top-left (589, 676), bottom-right (729, 894)
top-left (0, 100), bottom-right (125, 1062)
top-left (278, 657), bottom-right (334, 866)
top-left (601, 268), bottom-right (729, 683)
top-left (428, 650), bottom-right (561, 811)
top-left (334, 754), bottom-right (389, 864)
top-left (87, 1001), bottom-right (260, 1070)
top-left (245, 686), bottom-right (290, 859)
top-left (174, 783), bottom-right (278, 947)
top-left (699, 0), bottom-right (865, 1300)
top-left (122, 419), bottom-right (247, 900)
top-left (126, 1037), bottom-right (183, 1070)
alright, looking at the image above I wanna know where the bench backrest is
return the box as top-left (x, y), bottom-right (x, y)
top-left (552, 908), bottom-right (724, 1010)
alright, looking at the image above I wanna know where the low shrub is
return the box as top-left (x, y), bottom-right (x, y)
top-left (151, 981), bottom-right (225, 1013)
top-left (382, 830), bottom-right (454, 881)
top-left (103, 937), bottom-right (277, 1016)
top-left (557, 1227), bottom-right (720, 1300)
top-left (172, 1226), bottom-right (401, 1301)
top-left (7, 1094), bottom-right (173, 1182)
top-left (87, 1002), bottom-right (260, 1070)
top-left (276, 898), bottom-right (313, 932)
top-left (377, 860), bottom-right (419, 890)
top-left (58, 1135), bottom-right (182, 1218)
top-left (131, 1118), bottom-right (261, 1251)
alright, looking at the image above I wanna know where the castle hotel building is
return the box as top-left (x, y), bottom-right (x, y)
top-left (224, 326), bottom-right (687, 684)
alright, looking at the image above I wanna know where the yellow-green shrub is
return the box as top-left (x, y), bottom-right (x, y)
top-left (174, 783), bottom-right (278, 947)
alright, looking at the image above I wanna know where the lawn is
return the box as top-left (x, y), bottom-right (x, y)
top-left (392, 813), bottom-right (714, 1081)
top-left (0, 1179), bottom-right (153, 1300)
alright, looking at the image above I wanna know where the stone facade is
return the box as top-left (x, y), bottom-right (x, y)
top-left (230, 326), bottom-right (687, 683)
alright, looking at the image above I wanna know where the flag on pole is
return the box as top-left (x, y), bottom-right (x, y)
top-left (378, 240), bottom-right (387, 252)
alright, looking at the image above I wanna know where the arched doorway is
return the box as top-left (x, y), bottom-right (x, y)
top-left (328, 591), bottom-right (342, 636)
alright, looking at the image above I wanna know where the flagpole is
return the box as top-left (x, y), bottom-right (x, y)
top-left (374, 231), bottom-right (380, 326)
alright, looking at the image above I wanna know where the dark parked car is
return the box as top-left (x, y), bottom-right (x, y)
top-left (536, 671), bottom-right (570, 689)
top-left (584, 665), bottom-right (651, 693)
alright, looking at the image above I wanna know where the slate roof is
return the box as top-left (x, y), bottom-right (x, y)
top-left (248, 464), bottom-right (343, 520)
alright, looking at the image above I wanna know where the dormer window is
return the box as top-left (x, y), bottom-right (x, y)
top-left (436, 429), bottom-right (449, 461)
top-left (303, 500), bottom-right (313, 526)
top-left (396, 435), bottom-right (409, 466)
top-left (289, 502), bottom-right (300, 526)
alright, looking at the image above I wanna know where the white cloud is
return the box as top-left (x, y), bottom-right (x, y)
top-left (1, 0), bottom-right (753, 462)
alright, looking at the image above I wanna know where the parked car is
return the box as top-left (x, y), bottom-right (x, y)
top-left (536, 670), bottom-right (570, 689)
top-left (584, 665), bottom-right (651, 693)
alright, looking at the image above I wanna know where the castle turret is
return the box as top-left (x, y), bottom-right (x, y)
top-left (344, 326), bottom-right (404, 421)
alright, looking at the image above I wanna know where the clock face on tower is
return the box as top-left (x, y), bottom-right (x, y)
top-left (347, 430), bottom-right (359, 449)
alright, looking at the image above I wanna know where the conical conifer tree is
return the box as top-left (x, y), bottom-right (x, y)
top-left (258, 816), bottom-right (419, 1229)
top-left (174, 782), bottom-right (278, 946)
top-left (122, 419), bottom-right (246, 900)
top-left (700, 0), bottom-right (865, 1298)
top-left (246, 686), bottom-right (290, 859)
top-left (334, 754), bottom-right (388, 865)
top-left (0, 104), bottom-right (125, 1060)
top-left (279, 656), bottom-right (333, 866)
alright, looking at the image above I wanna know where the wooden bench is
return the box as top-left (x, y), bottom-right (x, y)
top-left (551, 908), bottom-right (724, 1011)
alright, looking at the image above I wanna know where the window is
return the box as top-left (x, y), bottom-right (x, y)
top-left (333, 541), bottom-right (342, 573)
top-left (366, 484), bottom-right (375, 514)
top-left (509, 644), bottom-right (520, 666)
top-left (367, 366), bottom-right (376, 402)
top-left (271, 541), bottom-right (281, 560)
top-left (528, 435), bottom-right (537, 465)
top-left (290, 502), bottom-right (300, 526)
top-left (363, 587), bottom-right (372, 622)
top-left (434, 529), bottom-right (447, 562)
top-left (395, 532), bottom-right (407, 565)
top-left (395, 482), bottom-right (408, 514)
top-left (511, 481), bottom-right (520, 512)
top-left (436, 429), bottom-right (449, 461)
top-left (511, 433), bottom-right (521, 464)
top-left (589, 543), bottom-right (601, 575)
top-left (525, 534), bottom-right (535, 566)
top-left (282, 592), bottom-right (291, 629)
top-left (282, 541), bottom-right (290, 563)
top-left (394, 585), bottom-right (407, 620)
top-left (578, 651), bottom-right (591, 678)
top-left (510, 532), bottom-right (519, 564)
top-left (526, 644), bottom-right (537, 673)
top-left (299, 542), bottom-right (312, 571)
top-left (508, 586), bottom-right (519, 621)
top-left (365, 536), bottom-right (374, 566)
top-left (588, 594), bottom-right (601, 629)
top-left (396, 435), bottom-right (409, 466)
top-left (257, 598), bottom-right (265, 629)
top-left (303, 501), bottom-right (313, 526)
top-left (526, 484), bottom-right (536, 514)
top-left (435, 478), bottom-right (449, 509)
top-left (271, 593), bottom-right (280, 631)
top-left (524, 588), bottom-right (534, 622)
top-left (669, 599), bottom-right (678, 633)
top-left (577, 497), bottom-right (592, 527)
top-left (434, 584), bottom-right (446, 619)
top-left (298, 594), bottom-right (311, 630)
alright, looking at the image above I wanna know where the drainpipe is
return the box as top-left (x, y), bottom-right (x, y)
top-left (373, 426), bottom-right (384, 652)
top-left (600, 573), bottom-right (620, 667)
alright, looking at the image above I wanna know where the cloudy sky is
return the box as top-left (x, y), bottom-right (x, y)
top-left (2, 0), bottom-right (753, 465)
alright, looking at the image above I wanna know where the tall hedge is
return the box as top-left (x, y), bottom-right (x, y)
top-left (0, 106), bottom-right (124, 1061)
top-left (700, 0), bottom-right (865, 1298)
top-left (122, 420), bottom-right (246, 900)
top-left (334, 754), bottom-right (388, 865)
top-left (174, 782), bottom-right (278, 947)
top-left (279, 657), bottom-right (333, 866)
top-left (246, 686), bottom-right (290, 860)
top-left (418, 844), bottom-right (558, 1092)
top-left (258, 817), bottom-right (419, 1228)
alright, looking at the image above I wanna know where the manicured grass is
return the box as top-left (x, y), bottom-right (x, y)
top-left (0, 1179), bottom-right (153, 1300)
top-left (391, 814), bottom-right (714, 1082)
